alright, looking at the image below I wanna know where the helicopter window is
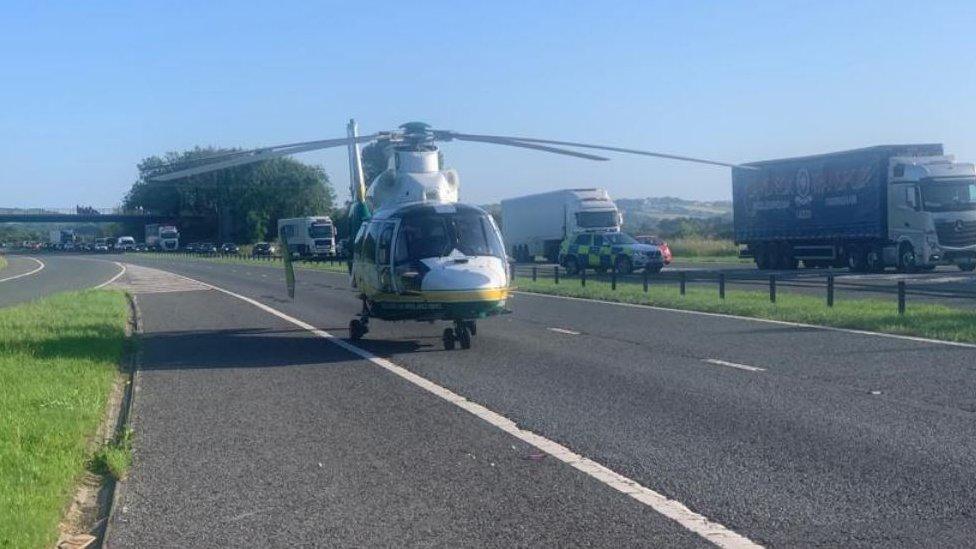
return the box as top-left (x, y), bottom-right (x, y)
top-left (377, 224), bottom-right (394, 265)
top-left (353, 223), bottom-right (368, 258)
top-left (394, 211), bottom-right (505, 263)
top-left (361, 223), bottom-right (378, 263)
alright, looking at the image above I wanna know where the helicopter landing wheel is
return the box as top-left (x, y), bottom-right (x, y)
top-left (349, 318), bottom-right (368, 341)
top-left (454, 320), bottom-right (472, 349)
top-left (442, 328), bottom-right (456, 351)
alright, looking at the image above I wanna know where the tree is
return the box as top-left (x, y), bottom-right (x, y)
top-left (124, 147), bottom-right (336, 243)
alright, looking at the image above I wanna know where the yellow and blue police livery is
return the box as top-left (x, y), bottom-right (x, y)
top-left (559, 232), bottom-right (664, 275)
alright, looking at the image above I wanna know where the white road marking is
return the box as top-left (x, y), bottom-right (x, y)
top-left (513, 291), bottom-right (976, 350)
top-left (162, 269), bottom-right (761, 549)
top-left (703, 359), bottom-right (765, 372)
top-left (548, 327), bottom-right (581, 335)
top-left (94, 262), bottom-right (127, 289)
top-left (0, 256), bottom-right (45, 283)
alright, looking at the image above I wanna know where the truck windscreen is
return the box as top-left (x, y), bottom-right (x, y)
top-left (309, 224), bottom-right (333, 238)
top-left (922, 179), bottom-right (976, 212)
top-left (161, 231), bottom-right (178, 239)
top-left (576, 210), bottom-right (617, 228)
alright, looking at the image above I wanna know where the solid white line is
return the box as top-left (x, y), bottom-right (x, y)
top-left (0, 256), bottom-right (45, 283)
top-left (94, 262), bottom-right (127, 289)
top-left (159, 268), bottom-right (760, 548)
top-left (548, 327), bottom-right (581, 335)
top-left (703, 359), bottom-right (765, 373)
top-left (514, 290), bottom-right (976, 350)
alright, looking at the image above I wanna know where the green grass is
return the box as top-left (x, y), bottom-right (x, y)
top-left (668, 237), bottom-right (740, 257)
top-left (137, 251), bottom-right (349, 273)
top-left (0, 254), bottom-right (7, 272)
top-left (90, 427), bottom-right (133, 481)
top-left (0, 290), bottom-right (130, 548)
top-left (517, 277), bottom-right (976, 344)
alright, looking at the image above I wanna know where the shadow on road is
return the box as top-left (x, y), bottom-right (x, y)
top-left (138, 327), bottom-right (440, 371)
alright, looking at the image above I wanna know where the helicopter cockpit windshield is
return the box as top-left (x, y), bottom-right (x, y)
top-left (390, 205), bottom-right (505, 291)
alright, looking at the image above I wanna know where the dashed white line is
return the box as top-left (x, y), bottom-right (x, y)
top-left (703, 359), bottom-right (765, 372)
top-left (0, 256), bottom-right (45, 283)
top-left (162, 269), bottom-right (761, 549)
top-left (548, 327), bottom-right (581, 335)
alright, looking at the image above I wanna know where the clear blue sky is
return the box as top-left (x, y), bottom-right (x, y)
top-left (2, 1), bottom-right (974, 207)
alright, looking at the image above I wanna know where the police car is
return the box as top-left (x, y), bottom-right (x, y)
top-left (559, 232), bottom-right (664, 275)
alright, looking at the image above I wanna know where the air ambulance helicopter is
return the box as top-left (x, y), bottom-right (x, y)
top-left (149, 120), bottom-right (749, 350)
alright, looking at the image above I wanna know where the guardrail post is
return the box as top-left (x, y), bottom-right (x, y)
top-left (827, 274), bottom-right (834, 307)
top-left (581, 266), bottom-right (586, 287)
top-left (611, 263), bottom-right (617, 290)
top-left (769, 274), bottom-right (776, 303)
top-left (719, 272), bottom-right (725, 299)
top-left (679, 272), bottom-right (686, 295)
top-left (510, 262), bottom-right (516, 282)
top-left (642, 268), bottom-right (649, 292)
top-left (554, 265), bottom-right (559, 284)
top-left (532, 266), bottom-right (537, 282)
top-left (898, 280), bottom-right (906, 315)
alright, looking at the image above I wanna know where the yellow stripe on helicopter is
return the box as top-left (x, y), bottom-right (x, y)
top-left (371, 287), bottom-right (510, 303)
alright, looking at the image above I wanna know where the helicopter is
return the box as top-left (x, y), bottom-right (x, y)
top-left (149, 120), bottom-right (751, 350)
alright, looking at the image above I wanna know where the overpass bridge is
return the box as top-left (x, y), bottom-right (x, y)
top-left (0, 208), bottom-right (211, 224)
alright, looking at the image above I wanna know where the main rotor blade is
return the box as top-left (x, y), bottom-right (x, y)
top-left (446, 133), bottom-right (609, 161)
top-left (447, 132), bottom-right (753, 169)
top-left (149, 134), bottom-right (379, 181)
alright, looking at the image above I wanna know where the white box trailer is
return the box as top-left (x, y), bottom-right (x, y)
top-left (501, 188), bottom-right (621, 262)
top-left (277, 216), bottom-right (336, 258)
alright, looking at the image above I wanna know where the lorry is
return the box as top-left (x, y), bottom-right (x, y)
top-left (733, 144), bottom-right (976, 272)
top-left (145, 224), bottom-right (180, 251)
top-left (115, 236), bottom-right (136, 251)
top-left (48, 228), bottom-right (75, 249)
top-left (501, 188), bottom-right (622, 262)
top-left (277, 216), bottom-right (336, 258)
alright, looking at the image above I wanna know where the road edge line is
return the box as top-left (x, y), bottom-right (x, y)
top-left (95, 262), bottom-right (127, 289)
top-left (157, 267), bottom-right (761, 549)
top-left (0, 256), bottom-right (45, 283)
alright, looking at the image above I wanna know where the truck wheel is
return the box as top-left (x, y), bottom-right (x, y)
top-left (563, 256), bottom-right (580, 275)
top-left (897, 243), bottom-right (917, 273)
top-left (615, 256), bottom-right (633, 275)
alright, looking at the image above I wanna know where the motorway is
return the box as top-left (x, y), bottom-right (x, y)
top-left (0, 253), bottom-right (123, 308)
top-left (69, 253), bottom-right (976, 547)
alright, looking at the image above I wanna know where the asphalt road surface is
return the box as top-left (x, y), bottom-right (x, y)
top-left (98, 254), bottom-right (976, 547)
top-left (0, 253), bottom-right (123, 308)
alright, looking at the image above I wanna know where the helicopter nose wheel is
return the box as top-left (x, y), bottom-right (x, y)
top-left (349, 317), bottom-right (369, 341)
top-left (443, 320), bottom-right (474, 350)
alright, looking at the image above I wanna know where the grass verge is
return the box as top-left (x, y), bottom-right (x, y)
top-left (90, 427), bottom-right (133, 481)
top-left (0, 290), bottom-right (130, 548)
top-left (668, 237), bottom-right (740, 257)
top-left (0, 254), bottom-right (7, 272)
top-left (517, 277), bottom-right (976, 344)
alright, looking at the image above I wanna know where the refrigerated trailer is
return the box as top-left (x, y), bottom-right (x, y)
top-left (733, 144), bottom-right (976, 272)
top-left (501, 188), bottom-right (622, 262)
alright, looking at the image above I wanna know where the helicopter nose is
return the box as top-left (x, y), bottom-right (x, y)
top-left (420, 256), bottom-right (507, 291)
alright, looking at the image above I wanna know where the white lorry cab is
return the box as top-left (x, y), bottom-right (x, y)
top-left (116, 236), bottom-right (136, 251)
top-left (501, 188), bottom-right (622, 262)
top-left (277, 216), bottom-right (336, 258)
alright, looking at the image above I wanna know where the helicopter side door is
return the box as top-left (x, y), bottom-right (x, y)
top-left (375, 222), bottom-right (395, 294)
